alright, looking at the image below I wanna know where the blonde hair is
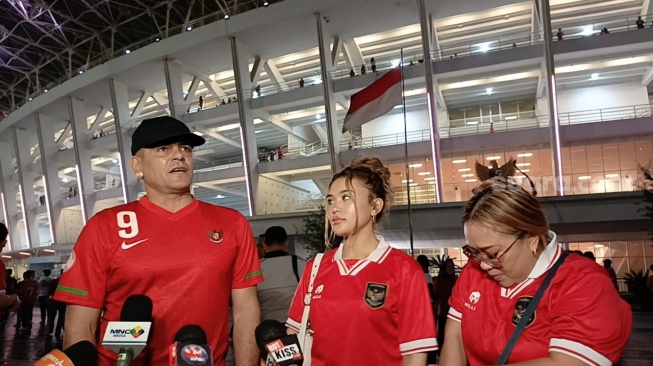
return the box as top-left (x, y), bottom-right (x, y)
top-left (462, 179), bottom-right (549, 251)
top-left (324, 157), bottom-right (393, 248)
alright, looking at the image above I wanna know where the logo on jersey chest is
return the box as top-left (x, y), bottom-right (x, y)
top-left (512, 296), bottom-right (536, 327)
top-left (465, 291), bottom-right (481, 310)
top-left (364, 282), bottom-right (388, 309)
top-left (207, 229), bottom-right (224, 244)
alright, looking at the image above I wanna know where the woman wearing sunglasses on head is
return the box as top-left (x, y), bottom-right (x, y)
top-left (440, 179), bottom-right (632, 366)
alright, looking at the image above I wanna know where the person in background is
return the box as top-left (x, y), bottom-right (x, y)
top-left (647, 264), bottom-right (653, 292)
top-left (287, 157), bottom-right (437, 365)
top-left (47, 270), bottom-right (66, 337)
top-left (416, 255), bottom-right (438, 366)
top-left (603, 259), bottom-right (618, 291)
top-left (440, 180), bottom-right (632, 366)
top-left (53, 116), bottom-right (262, 366)
top-left (434, 258), bottom-right (457, 355)
top-left (257, 226), bottom-right (306, 323)
top-left (37, 269), bottom-right (53, 325)
top-left (15, 270), bottom-right (39, 329)
top-left (0, 224), bottom-right (20, 314)
top-left (2, 268), bottom-right (17, 323)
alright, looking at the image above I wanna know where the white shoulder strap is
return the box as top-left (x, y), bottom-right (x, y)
top-left (297, 253), bottom-right (324, 344)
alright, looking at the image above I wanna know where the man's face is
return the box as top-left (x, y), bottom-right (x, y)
top-left (131, 143), bottom-right (194, 195)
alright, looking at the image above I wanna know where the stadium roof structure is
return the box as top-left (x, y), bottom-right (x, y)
top-left (0, 0), bottom-right (277, 116)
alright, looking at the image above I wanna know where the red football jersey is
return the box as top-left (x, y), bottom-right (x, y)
top-left (448, 233), bottom-right (632, 366)
top-left (17, 279), bottom-right (39, 306)
top-left (53, 197), bottom-right (263, 366)
top-left (286, 237), bottom-right (437, 365)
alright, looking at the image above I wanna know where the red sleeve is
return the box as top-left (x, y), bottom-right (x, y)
top-left (548, 271), bottom-right (632, 366)
top-left (285, 257), bottom-right (312, 332)
top-left (231, 214), bottom-right (263, 289)
top-left (397, 260), bottom-right (438, 355)
top-left (53, 214), bottom-right (110, 309)
top-left (447, 262), bottom-right (476, 323)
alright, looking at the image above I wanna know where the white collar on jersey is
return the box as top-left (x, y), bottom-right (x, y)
top-left (526, 230), bottom-right (562, 279)
top-left (333, 234), bottom-right (391, 263)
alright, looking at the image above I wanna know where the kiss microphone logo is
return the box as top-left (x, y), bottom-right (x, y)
top-left (181, 344), bottom-right (209, 364)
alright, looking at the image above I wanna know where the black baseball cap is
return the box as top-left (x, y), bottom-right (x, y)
top-left (131, 116), bottom-right (205, 155)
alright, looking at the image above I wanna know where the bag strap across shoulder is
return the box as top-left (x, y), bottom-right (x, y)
top-left (297, 253), bottom-right (324, 346)
top-left (496, 251), bottom-right (569, 365)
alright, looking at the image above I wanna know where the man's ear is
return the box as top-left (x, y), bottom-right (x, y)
top-left (372, 197), bottom-right (384, 216)
top-left (130, 155), bottom-right (142, 177)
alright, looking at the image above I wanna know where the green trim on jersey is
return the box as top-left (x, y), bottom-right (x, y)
top-left (57, 285), bottom-right (88, 296)
top-left (246, 270), bottom-right (262, 279)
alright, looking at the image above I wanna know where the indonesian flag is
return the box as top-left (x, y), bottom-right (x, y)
top-left (342, 67), bottom-right (402, 133)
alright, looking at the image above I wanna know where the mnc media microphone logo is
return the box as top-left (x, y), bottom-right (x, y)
top-left (109, 326), bottom-right (145, 339)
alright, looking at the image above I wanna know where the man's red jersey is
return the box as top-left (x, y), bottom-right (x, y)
top-left (0, 261), bottom-right (6, 293)
top-left (286, 237), bottom-right (437, 365)
top-left (448, 232), bottom-right (632, 366)
top-left (17, 279), bottom-right (39, 307)
top-left (53, 197), bottom-right (263, 366)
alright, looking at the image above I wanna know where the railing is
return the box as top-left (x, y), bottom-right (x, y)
top-left (556, 13), bottom-right (653, 41)
top-left (342, 129), bottom-right (432, 150)
top-left (559, 104), bottom-right (653, 125)
top-left (193, 157), bottom-right (243, 173)
top-left (283, 195), bottom-right (325, 212)
top-left (282, 140), bottom-right (328, 160)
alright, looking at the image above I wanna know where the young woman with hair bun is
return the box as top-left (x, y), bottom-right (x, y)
top-left (286, 157), bottom-right (438, 366)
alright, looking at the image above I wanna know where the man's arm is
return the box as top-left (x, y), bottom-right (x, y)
top-left (63, 305), bottom-right (102, 349)
top-left (0, 294), bottom-right (19, 311)
top-left (231, 286), bottom-right (260, 366)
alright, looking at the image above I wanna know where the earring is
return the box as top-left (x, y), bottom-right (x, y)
top-left (532, 249), bottom-right (538, 257)
top-left (371, 212), bottom-right (376, 222)
top-left (136, 172), bottom-right (144, 180)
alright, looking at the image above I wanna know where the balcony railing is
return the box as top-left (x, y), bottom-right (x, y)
top-left (194, 157), bottom-right (243, 173)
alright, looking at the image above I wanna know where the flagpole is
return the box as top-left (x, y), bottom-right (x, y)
top-left (400, 49), bottom-right (415, 258)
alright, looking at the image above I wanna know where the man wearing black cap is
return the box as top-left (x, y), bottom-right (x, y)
top-left (54, 116), bottom-right (263, 366)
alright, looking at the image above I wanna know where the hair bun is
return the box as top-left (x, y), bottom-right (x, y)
top-left (348, 157), bottom-right (391, 182)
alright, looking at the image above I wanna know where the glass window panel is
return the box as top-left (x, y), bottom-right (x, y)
top-left (645, 258), bottom-right (653, 272)
top-left (644, 241), bottom-right (653, 256)
top-left (585, 144), bottom-right (604, 173)
top-left (635, 137), bottom-right (653, 169)
top-left (569, 143), bottom-right (588, 173)
top-left (610, 257), bottom-right (629, 277)
top-left (630, 241), bottom-right (645, 256)
top-left (619, 137), bottom-right (637, 170)
top-left (502, 101), bottom-right (518, 114)
top-left (602, 141), bottom-right (620, 171)
top-left (630, 256), bottom-right (646, 273)
top-left (608, 241), bottom-right (629, 257)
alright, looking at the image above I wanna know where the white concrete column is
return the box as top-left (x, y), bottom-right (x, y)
top-left (36, 113), bottom-right (66, 245)
top-left (0, 141), bottom-right (18, 251)
top-left (68, 96), bottom-right (95, 223)
top-left (230, 37), bottom-right (259, 216)
top-left (315, 13), bottom-right (342, 174)
top-left (163, 58), bottom-right (185, 118)
top-left (11, 127), bottom-right (40, 248)
top-left (109, 78), bottom-right (140, 203)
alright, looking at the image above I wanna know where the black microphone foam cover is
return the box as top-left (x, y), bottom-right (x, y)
top-left (255, 320), bottom-right (287, 350)
top-left (120, 294), bottom-right (153, 322)
top-left (64, 340), bottom-right (98, 366)
top-left (174, 324), bottom-right (208, 344)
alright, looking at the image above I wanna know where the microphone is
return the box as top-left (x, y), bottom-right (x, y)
top-left (35, 340), bottom-right (98, 366)
top-left (169, 324), bottom-right (213, 365)
top-left (255, 320), bottom-right (303, 366)
top-left (101, 294), bottom-right (153, 366)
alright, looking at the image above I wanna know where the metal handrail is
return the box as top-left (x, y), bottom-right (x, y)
top-left (193, 157), bottom-right (243, 173)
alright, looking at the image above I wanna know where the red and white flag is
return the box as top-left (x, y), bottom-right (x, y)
top-left (342, 67), bottom-right (402, 133)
